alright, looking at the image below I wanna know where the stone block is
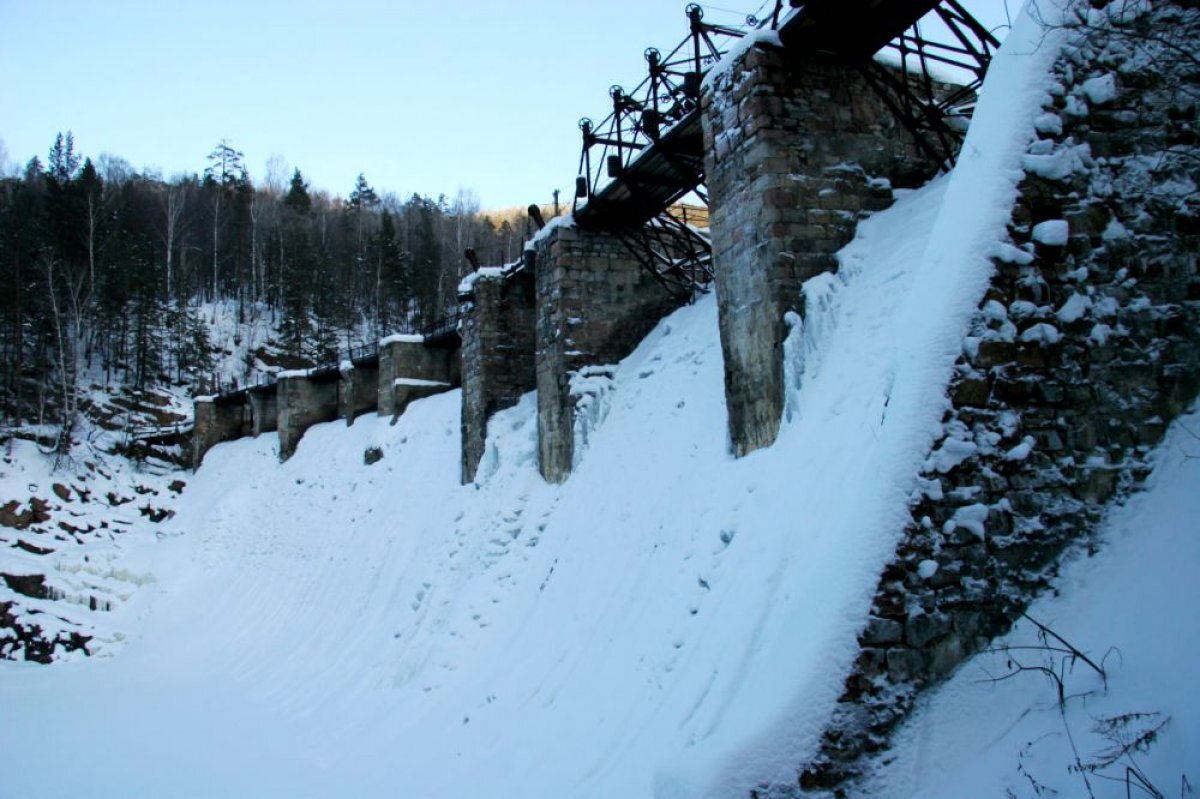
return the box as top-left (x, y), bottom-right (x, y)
top-left (861, 616), bottom-right (904, 646)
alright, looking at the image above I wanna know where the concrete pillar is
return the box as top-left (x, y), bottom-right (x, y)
top-left (533, 224), bottom-right (684, 483)
top-left (378, 337), bottom-right (459, 418)
top-left (247, 388), bottom-right (278, 436)
top-left (339, 361), bottom-right (379, 425)
top-left (702, 43), bottom-right (933, 457)
top-left (277, 373), bottom-right (340, 460)
top-left (460, 270), bottom-right (537, 483)
top-left (193, 396), bottom-right (248, 466)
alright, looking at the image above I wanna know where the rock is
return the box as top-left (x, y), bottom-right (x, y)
top-left (1, 573), bottom-right (51, 600)
top-left (861, 616), bottom-right (904, 646)
top-left (905, 612), bottom-right (952, 648)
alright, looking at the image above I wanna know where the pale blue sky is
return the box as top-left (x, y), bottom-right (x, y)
top-left (0, 0), bottom-right (1012, 209)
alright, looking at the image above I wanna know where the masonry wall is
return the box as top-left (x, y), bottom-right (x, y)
top-left (338, 362), bottom-right (379, 424)
top-left (534, 225), bottom-right (685, 483)
top-left (277, 375), bottom-right (339, 460)
top-left (702, 44), bottom-right (932, 457)
top-left (378, 339), bottom-right (459, 418)
top-left (460, 270), bottom-right (537, 483)
top-left (193, 398), bottom-right (249, 466)
top-left (799, 5), bottom-right (1200, 790)
top-left (247, 390), bottom-right (278, 436)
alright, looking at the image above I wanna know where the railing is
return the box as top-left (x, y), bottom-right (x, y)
top-left (342, 341), bottom-right (380, 363)
top-left (406, 309), bottom-right (465, 341)
top-left (207, 373), bottom-right (275, 397)
top-left (206, 340), bottom-right (383, 399)
top-left (126, 419), bottom-right (195, 443)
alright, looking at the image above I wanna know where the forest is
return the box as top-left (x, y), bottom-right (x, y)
top-left (0, 133), bottom-right (546, 449)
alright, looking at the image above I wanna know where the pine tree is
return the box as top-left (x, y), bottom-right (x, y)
top-left (203, 139), bottom-right (245, 301)
top-left (46, 132), bottom-right (80, 184)
top-left (279, 170), bottom-right (314, 357)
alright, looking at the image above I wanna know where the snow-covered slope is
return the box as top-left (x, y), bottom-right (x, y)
top-left (865, 410), bottom-right (1200, 797)
top-left (0, 159), bottom-right (997, 796)
top-left (1, 169), bottom-right (956, 797)
top-left (8, 3), bottom-right (1191, 797)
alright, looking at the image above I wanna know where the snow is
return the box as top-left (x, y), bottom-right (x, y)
top-left (0, 155), bottom-right (1018, 795)
top-left (1022, 141), bottom-right (1090, 180)
top-left (700, 27), bottom-right (784, 91)
top-left (1020, 322), bottom-right (1062, 344)
top-left (1057, 291), bottom-right (1093, 323)
top-left (0, 440), bottom-right (177, 660)
top-left (943, 503), bottom-right (989, 541)
top-left (0, 2), bottom-right (1127, 797)
top-left (927, 436), bottom-right (979, 473)
top-left (1003, 435), bottom-right (1037, 462)
top-left (524, 210), bottom-right (576, 250)
top-left (1089, 322), bottom-right (1114, 345)
top-left (1033, 111), bottom-right (1064, 136)
top-left (1081, 72), bottom-right (1119, 105)
top-left (863, 409), bottom-right (1200, 797)
top-left (197, 299), bottom-right (283, 385)
top-left (378, 332), bottom-right (426, 346)
top-left (1032, 218), bottom-right (1070, 246)
top-left (394, 378), bottom-right (450, 388)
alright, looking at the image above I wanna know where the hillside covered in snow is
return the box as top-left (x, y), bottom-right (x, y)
top-left (1, 1), bottom-right (1196, 797)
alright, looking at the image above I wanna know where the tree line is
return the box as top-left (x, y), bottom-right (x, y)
top-left (0, 133), bottom-right (543, 449)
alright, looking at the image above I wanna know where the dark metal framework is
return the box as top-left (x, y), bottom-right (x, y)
top-left (408, 309), bottom-right (465, 346)
top-left (573, 4), bottom-right (763, 206)
top-left (856, 0), bottom-right (1001, 168)
top-left (566, 0), bottom-right (999, 301)
top-left (615, 210), bottom-right (714, 302)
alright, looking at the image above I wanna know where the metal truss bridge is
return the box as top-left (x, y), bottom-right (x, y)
top-left (569, 0), bottom-right (1000, 300)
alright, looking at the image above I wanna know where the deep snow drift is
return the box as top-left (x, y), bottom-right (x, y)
top-left (5, 2), bottom-right (1193, 797)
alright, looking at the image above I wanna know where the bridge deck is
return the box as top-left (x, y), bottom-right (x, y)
top-left (575, 112), bottom-right (705, 232)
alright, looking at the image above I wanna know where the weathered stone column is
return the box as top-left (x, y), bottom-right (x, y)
top-left (702, 43), bottom-right (931, 456)
top-left (460, 269), bottom-right (537, 483)
top-left (247, 388), bottom-right (278, 436)
top-left (534, 224), bottom-right (684, 483)
top-left (338, 361), bottom-right (378, 425)
top-left (193, 397), bottom-right (248, 466)
top-left (276, 373), bottom-right (340, 460)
